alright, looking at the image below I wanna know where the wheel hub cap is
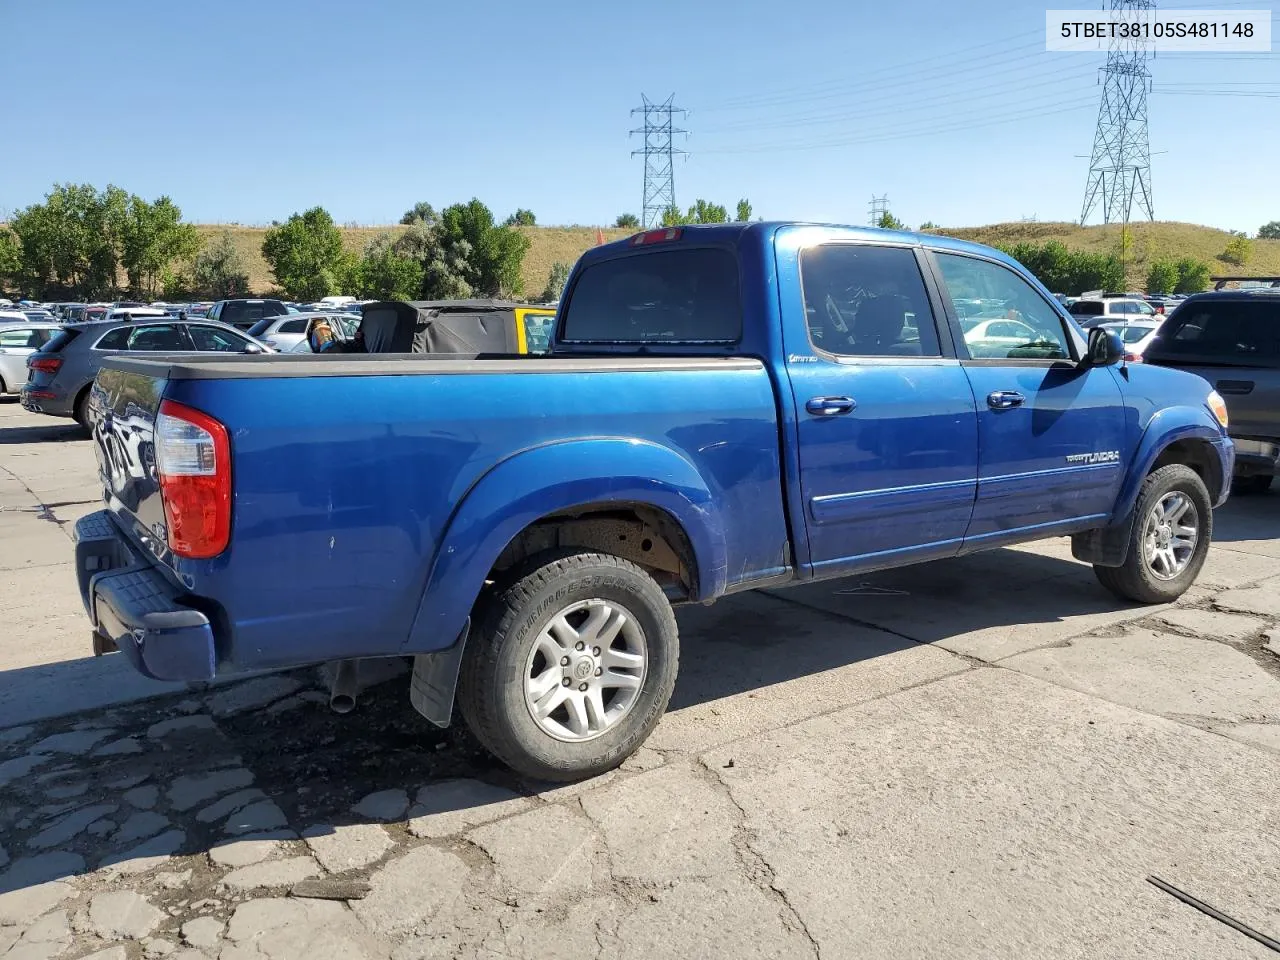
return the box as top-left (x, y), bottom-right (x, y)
top-left (1142, 491), bottom-right (1199, 581)
top-left (523, 599), bottom-right (648, 743)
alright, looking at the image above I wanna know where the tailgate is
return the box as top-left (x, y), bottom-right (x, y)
top-left (90, 365), bottom-right (169, 556)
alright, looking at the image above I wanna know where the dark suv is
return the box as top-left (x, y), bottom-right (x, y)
top-left (1143, 290), bottom-right (1280, 493)
top-left (206, 298), bottom-right (289, 331)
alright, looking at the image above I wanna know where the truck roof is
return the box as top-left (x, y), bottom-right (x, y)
top-left (585, 221), bottom-right (1023, 270)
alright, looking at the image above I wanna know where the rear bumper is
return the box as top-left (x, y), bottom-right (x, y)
top-left (73, 510), bottom-right (216, 682)
top-left (1229, 437), bottom-right (1280, 478)
top-left (19, 384), bottom-right (72, 416)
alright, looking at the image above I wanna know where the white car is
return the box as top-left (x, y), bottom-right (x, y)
top-left (105, 307), bottom-right (169, 322)
top-left (1067, 297), bottom-right (1156, 327)
top-left (0, 322), bottom-right (62, 395)
top-left (247, 312), bottom-right (359, 352)
top-left (1100, 319), bottom-right (1163, 361)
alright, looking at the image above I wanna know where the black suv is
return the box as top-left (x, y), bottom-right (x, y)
top-left (1144, 290), bottom-right (1280, 493)
top-left (206, 298), bottom-right (289, 331)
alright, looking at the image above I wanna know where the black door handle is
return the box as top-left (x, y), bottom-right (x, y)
top-left (806, 396), bottom-right (856, 416)
top-left (1216, 380), bottom-right (1254, 396)
top-left (987, 390), bottom-right (1025, 410)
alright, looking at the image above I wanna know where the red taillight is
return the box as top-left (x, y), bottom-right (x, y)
top-left (629, 227), bottom-right (683, 246)
top-left (155, 399), bottom-right (231, 558)
top-left (28, 355), bottom-right (63, 374)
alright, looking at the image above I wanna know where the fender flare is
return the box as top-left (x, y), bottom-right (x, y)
top-left (1113, 407), bottom-right (1227, 522)
top-left (402, 438), bottom-right (728, 654)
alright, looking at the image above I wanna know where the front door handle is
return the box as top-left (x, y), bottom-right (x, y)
top-left (987, 390), bottom-right (1025, 410)
top-left (806, 396), bottom-right (856, 416)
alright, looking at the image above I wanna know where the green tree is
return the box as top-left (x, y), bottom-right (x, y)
top-left (437, 199), bottom-right (530, 296)
top-left (261, 206), bottom-right (347, 300)
top-left (400, 202), bottom-right (437, 226)
top-left (1173, 257), bottom-right (1210, 294)
top-left (919, 221), bottom-right (938, 231)
top-left (192, 231), bottom-right (250, 299)
top-left (614, 213), bottom-right (640, 229)
top-left (660, 204), bottom-right (688, 227)
top-left (1257, 221), bottom-right (1280, 240)
top-left (662, 199), bottom-right (730, 226)
top-left (1221, 232), bottom-right (1253, 266)
top-left (877, 211), bottom-right (906, 230)
top-left (9, 183), bottom-right (126, 298)
top-left (0, 228), bottom-right (20, 289)
top-left (735, 199), bottom-right (753, 222)
top-left (392, 220), bottom-right (474, 299)
top-left (350, 232), bottom-right (424, 300)
top-left (1145, 258), bottom-right (1178, 295)
top-left (119, 195), bottom-right (200, 298)
top-left (504, 208), bottom-right (536, 227)
top-left (997, 240), bottom-right (1123, 295)
top-left (541, 261), bottom-right (571, 303)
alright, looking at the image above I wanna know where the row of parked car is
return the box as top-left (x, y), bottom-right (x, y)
top-left (0, 297), bottom-right (368, 425)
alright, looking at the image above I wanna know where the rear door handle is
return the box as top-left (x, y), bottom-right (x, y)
top-left (806, 396), bottom-right (856, 416)
top-left (987, 390), bottom-right (1025, 410)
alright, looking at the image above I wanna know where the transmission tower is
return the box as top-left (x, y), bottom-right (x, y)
top-left (869, 195), bottom-right (890, 226)
top-left (1080, 0), bottom-right (1155, 225)
top-left (630, 95), bottom-right (688, 228)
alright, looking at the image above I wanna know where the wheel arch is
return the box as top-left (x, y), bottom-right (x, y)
top-left (403, 438), bottom-right (727, 656)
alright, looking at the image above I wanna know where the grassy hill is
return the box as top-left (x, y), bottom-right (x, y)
top-left (198, 220), bottom-right (1280, 297)
top-left (196, 224), bottom-right (632, 298)
top-left (928, 220), bottom-right (1280, 289)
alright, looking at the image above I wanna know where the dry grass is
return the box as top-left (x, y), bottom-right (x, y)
top-left (196, 220), bottom-right (1280, 296)
top-left (929, 220), bottom-right (1280, 288)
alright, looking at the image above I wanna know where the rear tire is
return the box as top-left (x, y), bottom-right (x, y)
top-left (457, 551), bottom-right (679, 782)
top-left (73, 388), bottom-right (91, 429)
top-left (1093, 464), bottom-right (1212, 604)
top-left (1235, 475), bottom-right (1273, 495)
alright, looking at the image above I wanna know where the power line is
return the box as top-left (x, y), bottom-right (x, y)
top-left (629, 95), bottom-right (688, 229)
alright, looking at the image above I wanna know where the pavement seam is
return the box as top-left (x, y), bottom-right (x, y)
top-left (691, 757), bottom-right (822, 959)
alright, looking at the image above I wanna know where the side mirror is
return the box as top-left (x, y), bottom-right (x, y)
top-left (243, 343), bottom-right (265, 354)
top-left (1085, 326), bottom-right (1124, 367)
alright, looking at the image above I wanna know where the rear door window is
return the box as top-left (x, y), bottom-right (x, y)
top-left (561, 248), bottom-right (741, 343)
top-left (278, 317), bottom-right (308, 334)
top-left (1069, 301), bottom-right (1104, 317)
top-left (125, 325), bottom-right (187, 350)
top-left (1148, 300), bottom-right (1280, 367)
top-left (799, 244), bottom-right (942, 357)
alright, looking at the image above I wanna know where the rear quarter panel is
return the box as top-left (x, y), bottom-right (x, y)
top-left (164, 362), bottom-right (786, 670)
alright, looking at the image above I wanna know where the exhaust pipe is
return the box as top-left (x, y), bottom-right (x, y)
top-left (329, 659), bottom-right (359, 714)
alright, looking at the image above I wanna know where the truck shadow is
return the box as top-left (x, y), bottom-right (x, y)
top-left (0, 528), bottom-right (1263, 898)
top-left (1211, 491), bottom-right (1280, 547)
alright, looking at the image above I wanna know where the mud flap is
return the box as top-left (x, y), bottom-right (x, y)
top-left (1071, 512), bottom-right (1136, 567)
top-left (409, 619), bottom-right (469, 728)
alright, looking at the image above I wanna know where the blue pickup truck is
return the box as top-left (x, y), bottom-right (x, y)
top-left (75, 223), bottom-right (1233, 780)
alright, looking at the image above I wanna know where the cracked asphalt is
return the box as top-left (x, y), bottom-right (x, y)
top-left (2, 399), bottom-right (1279, 959)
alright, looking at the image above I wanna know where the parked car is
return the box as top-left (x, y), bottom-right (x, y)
top-left (245, 311), bottom-right (356, 352)
top-left (1143, 290), bottom-right (1280, 493)
top-left (206, 298), bottom-right (289, 331)
top-left (71, 223), bottom-right (1236, 782)
top-left (1068, 297), bottom-right (1157, 326)
top-left (0, 310), bottom-right (31, 324)
top-left (1099, 319), bottom-right (1163, 362)
top-left (0, 322), bottom-right (63, 396)
top-left (21, 319), bottom-right (269, 426)
top-left (106, 307), bottom-right (169, 323)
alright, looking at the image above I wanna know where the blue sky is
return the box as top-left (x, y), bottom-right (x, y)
top-left (3, 0), bottom-right (1276, 231)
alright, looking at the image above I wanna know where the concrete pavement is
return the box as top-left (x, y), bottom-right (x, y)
top-left (2, 397), bottom-right (1279, 959)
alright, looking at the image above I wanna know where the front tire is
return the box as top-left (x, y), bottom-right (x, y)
top-left (1093, 464), bottom-right (1212, 604)
top-left (457, 551), bottom-right (679, 782)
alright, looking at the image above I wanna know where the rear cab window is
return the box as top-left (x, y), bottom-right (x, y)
top-left (560, 248), bottom-right (741, 343)
top-left (1148, 299), bottom-right (1280, 367)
